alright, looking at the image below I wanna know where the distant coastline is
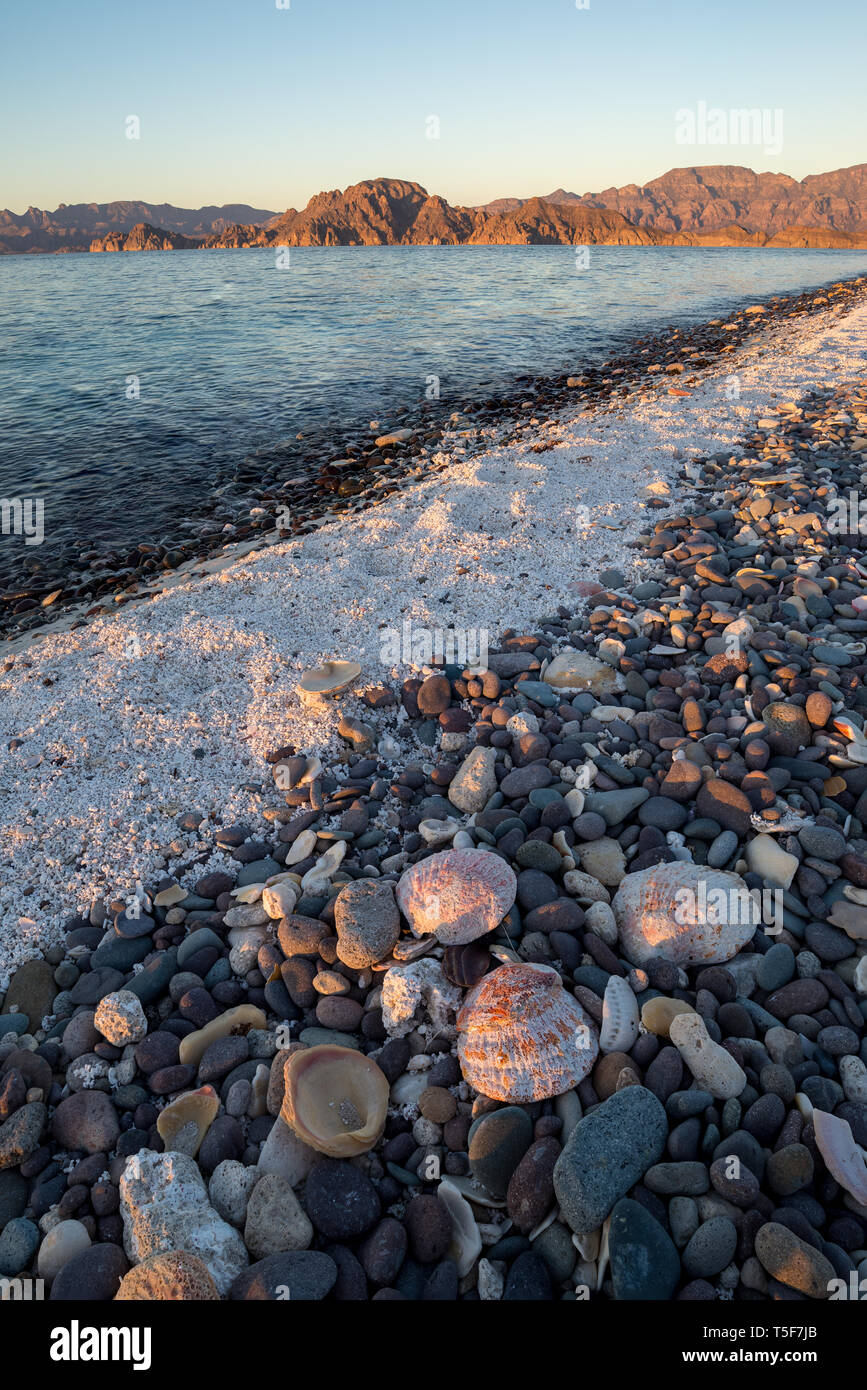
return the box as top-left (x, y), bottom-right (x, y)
top-left (4, 163), bottom-right (867, 255)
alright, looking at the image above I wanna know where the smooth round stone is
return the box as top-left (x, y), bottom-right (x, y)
top-left (0, 1170), bottom-right (28, 1227)
top-left (38, 1219), bottom-right (91, 1283)
top-left (404, 1195), bottom-right (452, 1264)
top-left (1, 959), bottom-right (58, 1031)
top-left (639, 798), bottom-right (688, 831)
top-left (236, 859), bottom-right (281, 887)
top-left (0, 1216), bottom-right (39, 1276)
top-left (230, 1251), bottom-right (338, 1301)
top-left (177, 928), bottom-right (225, 970)
top-left (514, 681), bottom-right (558, 708)
top-left (91, 934), bottom-right (151, 971)
top-left (707, 831), bottom-right (739, 869)
top-left (766, 1144), bottom-right (814, 1196)
top-left (113, 910), bottom-right (156, 940)
top-left (798, 824), bottom-right (846, 861)
top-left (682, 1217), bottom-right (737, 1277)
top-left (51, 1091), bottom-right (119, 1154)
top-left (644, 1162), bottom-right (708, 1196)
top-left (304, 1160), bottom-right (380, 1240)
top-left (532, 1222), bottom-right (577, 1285)
top-left (0, 1016), bottom-right (29, 1040)
top-left (609, 1198), bottom-right (680, 1300)
top-left (469, 1107), bottom-right (533, 1199)
top-left (125, 950), bottom-right (178, 1004)
top-left (503, 1251), bottom-right (552, 1300)
top-left (515, 841), bottom-right (562, 873)
top-left (756, 943), bottom-right (795, 992)
top-left (529, 788), bottom-right (564, 808)
top-left (49, 1242), bottom-right (129, 1301)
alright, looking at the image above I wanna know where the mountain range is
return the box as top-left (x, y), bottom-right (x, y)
top-left (3, 165), bottom-right (867, 255)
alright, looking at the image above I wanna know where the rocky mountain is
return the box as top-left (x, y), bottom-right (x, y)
top-left (0, 200), bottom-right (277, 254)
top-left (577, 165), bottom-right (867, 235)
top-left (4, 167), bottom-right (867, 255)
top-left (89, 223), bottom-right (204, 253)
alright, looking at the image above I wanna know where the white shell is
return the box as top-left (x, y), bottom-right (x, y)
top-left (599, 975), bottom-right (640, 1053)
top-left (396, 848), bottom-right (516, 945)
top-left (612, 863), bottom-right (757, 966)
top-left (436, 1179), bottom-right (482, 1277)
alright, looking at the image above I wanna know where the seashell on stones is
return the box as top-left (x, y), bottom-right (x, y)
top-left (456, 963), bottom-right (599, 1103)
top-left (612, 863), bottom-right (757, 967)
top-left (396, 848), bottom-right (516, 945)
top-left (280, 1045), bottom-right (389, 1158)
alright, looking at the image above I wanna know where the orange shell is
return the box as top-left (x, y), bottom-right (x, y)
top-left (456, 963), bottom-right (598, 1102)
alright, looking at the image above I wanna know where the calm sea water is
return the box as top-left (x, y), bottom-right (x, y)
top-left (1, 245), bottom-right (866, 586)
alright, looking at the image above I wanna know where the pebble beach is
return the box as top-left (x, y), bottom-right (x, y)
top-left (2, 273), bottom-right (867, 1304)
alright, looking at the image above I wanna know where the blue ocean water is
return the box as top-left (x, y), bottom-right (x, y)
top-left (1, 244), bottom-right (866, 584)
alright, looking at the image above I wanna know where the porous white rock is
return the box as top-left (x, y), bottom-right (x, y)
top-left (93, 990), bottom-right (148, 1047)
top-left (381, 958), bottom-right (462, 1038)
top-left (120, 1148), bottom-right (248, 1296)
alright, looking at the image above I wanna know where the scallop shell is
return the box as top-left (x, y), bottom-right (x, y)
top-left (612, 863), bottom-right (757, 967)
top-left (396, 848), bottom-right (517, 945)
top-left (280, 1044), bottom-right (389, 1158)
top-left (456, 963), bottom-right (599, 1103)
top-left (599, 975), bottom-right (640, 1053)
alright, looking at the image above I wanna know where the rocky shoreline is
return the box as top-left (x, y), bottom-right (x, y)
top-left (4, 273), bottom-right (866, 645)
top-left (2, 353), bottom-right (867, 1301)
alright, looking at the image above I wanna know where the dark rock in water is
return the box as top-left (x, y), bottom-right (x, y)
top-left (608, 1197), bottom-right (681, 1299)
top-left (553, 1086), bottom-right (667, 1233)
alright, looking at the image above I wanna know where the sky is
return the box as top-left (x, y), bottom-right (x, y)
top-left (2, 0), bottom-right (865, 214)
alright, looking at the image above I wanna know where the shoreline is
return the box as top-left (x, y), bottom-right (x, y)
top-left (4, 270), bottom-right (867, 648)
top-left (1, 282), bottom-right (867, 959)
top-left (0, 290), bottom-right (866, 1303)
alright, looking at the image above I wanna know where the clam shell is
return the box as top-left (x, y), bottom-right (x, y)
top-left (280, 1045), bottom-right (389, 1158)
top-left (612, 863), bottom-right (757, 967)
top-left (396, 849), bottom-right (517, 945)
top-left (456, 963), bottom-right (599, 1103)
top-left (298, 659), bottom-right (361, 699)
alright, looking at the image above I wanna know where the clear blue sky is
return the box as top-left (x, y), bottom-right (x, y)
top-left (2, 0), bottom-right (865, 213)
